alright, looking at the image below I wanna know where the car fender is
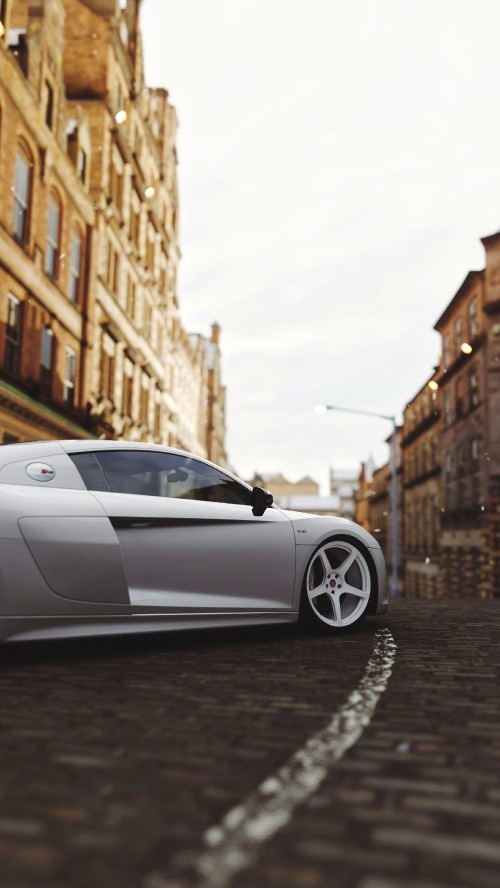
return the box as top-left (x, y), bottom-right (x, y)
top-left (276, 510), bottom-right (387, 613)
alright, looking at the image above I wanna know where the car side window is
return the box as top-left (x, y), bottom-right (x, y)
top-left (69, 452), bottom-right (111, 491)
top-left (90, 450), bottom-right (253, 506)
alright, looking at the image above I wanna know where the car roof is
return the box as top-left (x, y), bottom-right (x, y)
top-left (58, 439), bottom-right (192, 457)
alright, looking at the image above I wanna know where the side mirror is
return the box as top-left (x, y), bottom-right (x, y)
top-left (252, 486), bottom-right (273, 516)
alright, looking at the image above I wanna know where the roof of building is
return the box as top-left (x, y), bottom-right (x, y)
top-left (434, 269), bottom-right (483, 330)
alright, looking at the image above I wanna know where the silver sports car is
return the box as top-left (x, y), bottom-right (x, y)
top-left (0, 440), bottom-right (388, 642)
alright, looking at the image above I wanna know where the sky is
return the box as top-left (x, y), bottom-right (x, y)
top-left (140, 0), bottom-right (500, 492)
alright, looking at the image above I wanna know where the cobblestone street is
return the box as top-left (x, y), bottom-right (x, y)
top-left (0, 597), bottom-right (499, 888)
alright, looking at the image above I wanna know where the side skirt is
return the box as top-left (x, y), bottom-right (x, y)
top-left (0, 611), bottom-right (300, 643)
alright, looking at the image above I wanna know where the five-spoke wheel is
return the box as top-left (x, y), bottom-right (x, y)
top-left (302, 539), bottom-right (372, 629)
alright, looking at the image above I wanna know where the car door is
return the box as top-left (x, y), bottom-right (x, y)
top-left (74, 449), bottom-right (296, 614)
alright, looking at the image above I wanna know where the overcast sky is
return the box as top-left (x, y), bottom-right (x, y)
top-left (140, 0), bottom-right (500, 492)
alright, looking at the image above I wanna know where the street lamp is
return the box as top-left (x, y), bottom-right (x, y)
top-left (314, 403), bottom-right (399, 598)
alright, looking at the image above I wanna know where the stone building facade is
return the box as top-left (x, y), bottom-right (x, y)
top-left (0, 0), bottom-right (96, 442)
top-left (0, 0), bottom-right (226, 459)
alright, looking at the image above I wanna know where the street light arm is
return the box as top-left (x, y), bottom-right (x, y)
top-left (316, 404), bottom-right (395, 423)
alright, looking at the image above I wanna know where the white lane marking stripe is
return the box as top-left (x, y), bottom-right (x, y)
top-left (145, 628), bottom-right (397, 888)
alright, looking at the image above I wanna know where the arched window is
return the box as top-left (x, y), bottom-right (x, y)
top-left (69, 227), bottom-right (83, 304)
top-left (12, 142), bottom-right (32, 246)
top-left (45, 191), bottom-right (62, 279)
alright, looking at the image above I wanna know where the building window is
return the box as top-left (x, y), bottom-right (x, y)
top-left (147, 230), bottom-right (155, 272)
top-left (471, 438), bottom-right (481, 506)
top-left (469, 364), bottom-right (479, 408)
top-left (443, 335), bottom-right (450, 371)
top-left (472, 549), bottom-right (481, 590)
top-left (444, 451), bottom-right (452, 510)
top-left (45, 81), bottom-right (54, 130)
top-left (432, 494), bottom-right (440, 550)
top-left (12, 147), bottom-right (31, 245)
top-left (156, 323), bottom-right (164, 359)
top-left (39, 325), bottom-right (54, 394)
top-left (140, 382), bottom-right (149, 425)
top-left (455, 376), bottom-right (464, 418)
top-left (423, 441), bottom-right (429, 473)
top-left (154, 398), bottom-right (161, 437)
top-left (4, 293), bottom-right (22, 375)
top-left (415, 501), bottom-right (422, 552)
top-left (109, 159), bottom-right (123, 212)
top-left (69, 233), bottom-right (82, 304)
top-left (143, 301), bottom-right (152, 337)
top-left (160, 263), bottom-right (167, 297)
top-left (454, 318), bottom-right (462, 358)
top-left (431, 435), bottom-right (439, 468)
top-left (77, 148), bottom-right (87, 184)
top-left (469, 299), bottom-right (478, 341)
top-left (106, 242), bottom-right (119, 292)
top-left (457, 444), bottom-right (465, 504)
top-left (45, 196), bottom-right (61, 279)
top-left (63, 347), bottom-right (76, 407)
top-left (100, 350), bottom-right (115, 402)
top-left (126, 276), bottom-right (136, 320)
top-left (443, 390), bottom-right (452, 426)
top-left (122, 370), bottom-right (133, 417)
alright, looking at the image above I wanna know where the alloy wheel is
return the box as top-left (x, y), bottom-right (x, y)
top-left (306, 539), bottom-right (371, 628)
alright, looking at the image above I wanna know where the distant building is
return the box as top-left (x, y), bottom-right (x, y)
top-left (272, 494), bottom-right (341, 516)
top-left (356, 460), bottom-right (373, 531)
top-left (329, 467), bottom-right (358, 519)
top-left (248, 472), bottom-right (320, 499)
top-left (355, 432), bottom-right (403, 595)
top-left (401, 377), bottom-right (441, 598)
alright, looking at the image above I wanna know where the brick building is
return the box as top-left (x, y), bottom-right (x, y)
top-left (355, 227), bottom-right (500, 600)
top-left (434, 233), bottom-right (500, 598)
top-left (0, 0), bottom-right (226, 459)
top-left (401, 377), bottom-right (441, 598)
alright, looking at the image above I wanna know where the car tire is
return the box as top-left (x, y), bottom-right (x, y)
top-left (300, 536), bottom-right (375, 631)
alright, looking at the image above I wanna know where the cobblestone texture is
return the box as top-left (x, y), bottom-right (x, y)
top-left (0, 598), bottom-right (499, 887)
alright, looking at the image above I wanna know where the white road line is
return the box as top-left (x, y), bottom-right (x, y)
top-left (144, 627), bottom-right (397, 888)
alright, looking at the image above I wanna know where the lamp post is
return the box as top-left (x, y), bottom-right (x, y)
top-left (314, 403), bottom-right (399, 598)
